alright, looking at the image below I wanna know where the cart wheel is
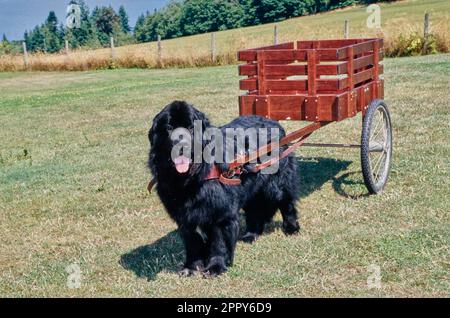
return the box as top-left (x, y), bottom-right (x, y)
top-left (361, 99), bottom-right (392, 194)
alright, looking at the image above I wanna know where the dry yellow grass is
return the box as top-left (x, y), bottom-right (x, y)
top-left (0, 0), bottom-right (449, 71)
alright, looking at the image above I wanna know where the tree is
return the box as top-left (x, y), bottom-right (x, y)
top-left (29, 26), bottom-right (46, 52)
top-left (46, 11), bottom-right (58, 33)
top-left (240, 0), bottom-right (259, 26)
top-left (95, 6), bottom-right (120, 35)
top-left (141, 11), bottom-right (165, 41)
top-left (134, 14), bottom-right (146, 42)
top-left (243, 0), bottom-right (316, 24)
top-left (260, 0), bottom-right (286, 22)
top-left (214, 0), bottom-right (244, 31)
top-left (159, 1), bottom-right (183, 39)
top-left (44, 11), bottom-right (63, 53)
top-left (118, 5), bottom-right (131, 33)
top-left (180, 0), bottom-right (243, 35)
top-left (94, 6), bottom-right (121, 45)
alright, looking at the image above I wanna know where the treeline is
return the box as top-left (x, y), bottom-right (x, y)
top-left (1, 0), bottom-right (395, 55)
top-left (134, 0), bottom-right (394, 42)
top-left (18, 0), bottom-right (132, 54)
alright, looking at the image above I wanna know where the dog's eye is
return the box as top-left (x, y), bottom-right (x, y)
top-left (167, 125), bottom-right (174, 134)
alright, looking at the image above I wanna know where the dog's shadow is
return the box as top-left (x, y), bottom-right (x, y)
top-left (120, 156), bottom-right (354, 280)
top-left (120, 230), bottom-right (185, 281)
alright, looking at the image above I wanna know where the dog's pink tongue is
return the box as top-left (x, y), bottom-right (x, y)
top-left (174, 156), bottom-right (190, 173)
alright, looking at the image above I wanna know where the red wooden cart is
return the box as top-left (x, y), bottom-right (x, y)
top-left (236, 38), bottom-right (392, 194)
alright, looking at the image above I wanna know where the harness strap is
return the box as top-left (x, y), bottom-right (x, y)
top-left (205, 165), bottom-right (242, 186)
top-left (147, 165), bottom-right (242, 193)
top-left (147, 122), bottom-right (328, 193)
top-left (147, 178), bottom-right (157, 192)
top-left (228, 122), bottom-right (326, 170)
top-left (147, 137), bottom-right (307, 192)
top-left (250, 134), bottom-right (310, 173)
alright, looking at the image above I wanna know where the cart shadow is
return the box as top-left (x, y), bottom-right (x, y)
top-left (331, 171), bottom-right (371, 199)
top-left (297, 156), bottom-right (352, 198)
top-left (120, 157), bottom-right (357, 281)
top-left (298, 157), bottom-right (369, 199)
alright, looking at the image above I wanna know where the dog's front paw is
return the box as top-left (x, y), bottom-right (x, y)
top-left (242, 232), bottom-right (259, 244)
top-left (203, 264), bottom-right (227, 277)
top-left (283, 220), bottom-right (300, 235)
top-left (203, 257), bottom-right (227, 277)
top-left (179, 268), bottom-right (197, 277)
top-left (179, 261), bottom-right (204, 277)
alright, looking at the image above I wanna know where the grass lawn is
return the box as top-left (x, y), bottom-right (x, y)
top-left (0, 54), bottom-right (449, 297)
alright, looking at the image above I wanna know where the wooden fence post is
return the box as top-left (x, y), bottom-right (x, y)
top-left (157, 35), bottom-right (162, 66)
top-left (274, 25), bottom-right (278, 45)
top-left (344, 20), bottom-right (350, 39)
top-left (110, 36), bottom-right (116, 59)
top-left (22, 42), bottom-right (29, 68)
top-left (210, 33), bottom-right (216, 63)
top-left (423, 13), bottom-right (430, 54)
top-left (65, 40), bottom-right (70, 55)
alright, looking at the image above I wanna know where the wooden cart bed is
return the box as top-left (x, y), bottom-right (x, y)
top-left (238, 38), bottom-right (384, 122)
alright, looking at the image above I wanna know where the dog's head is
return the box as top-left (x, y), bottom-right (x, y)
top-left (148, 101), bottom-right (210, 176)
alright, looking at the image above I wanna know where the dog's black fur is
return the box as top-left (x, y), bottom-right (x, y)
top-left (148, 101), bottom-right (300, 276)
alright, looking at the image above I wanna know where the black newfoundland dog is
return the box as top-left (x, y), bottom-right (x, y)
top-left (148, 101), bottom-right (300, 276)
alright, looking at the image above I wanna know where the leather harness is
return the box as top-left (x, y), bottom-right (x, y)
top-left (147, 122), bottom-right (327, 192)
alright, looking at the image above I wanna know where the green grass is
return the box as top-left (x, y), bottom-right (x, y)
top-left (0, 54), bottom-right (449, 297)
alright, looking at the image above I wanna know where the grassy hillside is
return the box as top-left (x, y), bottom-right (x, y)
top-left (0, 0), bottom-right (449, 71)
top-left (0, 54), bottom-right (449, 297)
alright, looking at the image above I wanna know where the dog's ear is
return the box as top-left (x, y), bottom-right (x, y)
top-left (148, 116), bottom-right (159, 146)
top-left (148, 124), bottom-right (155, 146)
top-left (194, 109), bottom-right (211, 130)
